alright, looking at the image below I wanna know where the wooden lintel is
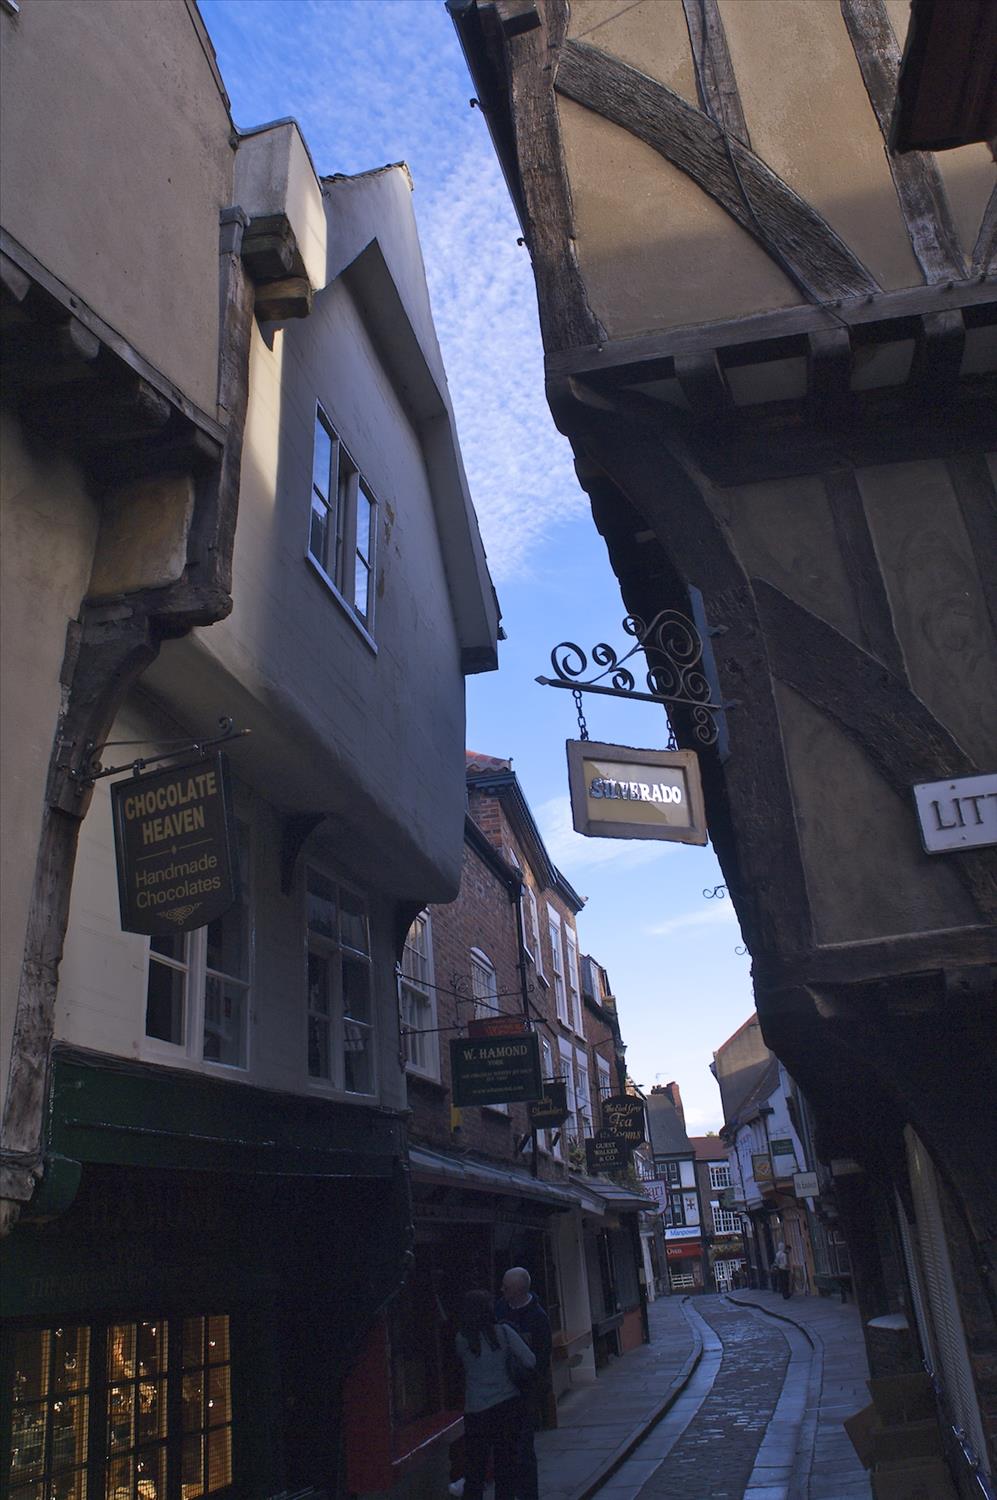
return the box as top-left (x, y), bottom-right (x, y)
top-left (30, 376), bottom-right (173, 449)
top-left (806, 327), bottom-right (853, 415)
top-left (91, 425), bottom-right (222, 488)
top-left (545, 278), bottom-right (997, 384)
top-left (241, 212), bottom-right (303, 284)
top-left (492, 0), bottom-right (540, 38)
top-left (908, 309), bottom-right (965, 399)
top-left (754, 925), bottom-right (997, 990)
top-left (0, 316), bottom-right (101, 391)
top-left (673, 349), bottom-right (732, 423)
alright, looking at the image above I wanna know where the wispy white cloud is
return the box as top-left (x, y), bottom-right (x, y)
top-left (202, 0), bottom-right (584, 583)
top-left (534, 796), bottom-right (678, 877)
top-left (646, 904), bottom-right (739, 939)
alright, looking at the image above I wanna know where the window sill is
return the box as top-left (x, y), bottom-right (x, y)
top-left (305, 552), bottom-right (378, 654)
top-left (307, 1077), bottom-right (381, 1107)
top-left (406, 1070), bottom-right (446, 1093)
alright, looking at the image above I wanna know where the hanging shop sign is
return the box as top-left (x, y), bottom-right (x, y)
top-left (111, 753), bottom-right (238, 936)
top-left (468, 1015), bottom-right (529, 1039)
top-left (450, 1033), bottom-right (542, 1108)
top-left (528, 1079), bottom-right (570, 1129)
top-left (912, 772), bottom-right (997, 853)
top-left (793, 1171), bottom-right (820, 1199)
top-left (566, 740), bottom-right (707, 845)
top-left (752, 1153), bottom-right (774, 1184)
top-left (602, 1094), bottom-right (647, 1145)
top-left (769, 1138), bottom-right (795, 1157)
top-left (585, 1130), bottom-right (630, 1174)
top-left (643, 1181), bottom-right (669, 1215)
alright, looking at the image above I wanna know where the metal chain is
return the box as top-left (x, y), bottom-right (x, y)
top-left (666, 715), bottom-right (677, 751)
top-left (572, 689), bottom-right (589, 741)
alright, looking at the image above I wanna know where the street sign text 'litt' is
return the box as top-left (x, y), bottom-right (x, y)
top-left (111, 754), bottom-right (238, 936)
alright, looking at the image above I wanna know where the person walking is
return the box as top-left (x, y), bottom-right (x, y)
top-left (496, 1267), bottom-right (552, 1500)
top-left (456, 1289), bottom-right (536, 1500)
top-left (773, 1242), bottom-right (792, 1298)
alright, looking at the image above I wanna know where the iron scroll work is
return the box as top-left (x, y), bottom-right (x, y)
top-left (536, 609), bottom-right (730, 750)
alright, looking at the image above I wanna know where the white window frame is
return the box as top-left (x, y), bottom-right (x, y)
top-left (548, 904), bottom-right (568, 1025)
top-left (539, 1034), bottom-right (556, 1154)
top-left (597, 1057), bottom-right (612, 1121)
top-left (400, 911), bottom-right (438, 1081)
top-left (565, 925), bottom-right (582, 1034)
top-left (505, 849), bottom-right (535, 968)
top-left (712, 1201), bottom-right (740, 1236)
top-left (558, 1038), bottom-right (576, 1161)
top-left (527, 885), bottom-right (544, 979)
top-left (305, 865), bottom-right (377, 1097)
top-left (575, 1047), bottom-right (592, 1138)
top-left (307, 405), bottom-right (378, 644)
top-left (709, 1162), bottom-right (732, 1191)
top-left (143, 818), bottom-right (252, 1072)
top-left (470, 948), bottom-right (499, 1020)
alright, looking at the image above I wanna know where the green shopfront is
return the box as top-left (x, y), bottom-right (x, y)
top-left (1, 1048), bottom-right (411, 1500)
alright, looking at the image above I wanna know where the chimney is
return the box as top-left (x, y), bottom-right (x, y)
top-left (665, 1081), bottom-right (685, 1127)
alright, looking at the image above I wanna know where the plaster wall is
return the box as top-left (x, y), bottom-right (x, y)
top-left (0, 0), bottom-right (232, 416)
top-left (55, 697), bottom-right (408, 1114)
top-left (0, 412), bottom-right (99, 1115)
top-left (555, 0), bottom-right (994, 340)
top-left (553, 1211), bottom-right (598, 1386)
top-left (142, 258), bottom-right (467, 902)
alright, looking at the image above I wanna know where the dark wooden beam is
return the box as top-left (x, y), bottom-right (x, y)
top-left (754, 579), bottom-right (996, 920)
top-left (840, 0), bottom-right (967, 283)
top-left (673, 349), bottom-right (732, 423)
top-left (756, 925), bottom-right (997, 991)
top-left (681, 0), bottom-right (748, 146)
top-left (555, 39), bottom-right (880, 304)
top-left (946, 452), bottom-right (997, 640)
top-left (0, 316), bottom-right (101, 391)
top-left (492, 0), bottom-right (540, 38)
top-left (889, 0), bottom-right (997, 154)
top-left (503, 0), bottom-right (604, 353)
top-left (545, 278), bottom-right (996, 384)
top-left (972, 186), bottom-right (997, 279)
top-left (807, 327), bottom-right (853, 418)
top-left (823, 470), bottom-right (905, 675)
top-left (908, 308), bottom-right (965, 399)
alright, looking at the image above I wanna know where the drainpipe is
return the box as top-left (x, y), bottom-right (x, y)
top-left (510, 873), bottom-right (538, 1178)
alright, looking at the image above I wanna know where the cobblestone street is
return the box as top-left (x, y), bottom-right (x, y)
top-left (535, 1291), bottom-right (873, 1500)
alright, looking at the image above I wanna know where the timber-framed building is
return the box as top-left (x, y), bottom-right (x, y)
top-left (450, 0), bottom-right (997, 1490)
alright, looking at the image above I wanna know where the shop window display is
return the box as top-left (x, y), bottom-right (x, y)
top-left (5, 1315), bottom-right (232, 1499)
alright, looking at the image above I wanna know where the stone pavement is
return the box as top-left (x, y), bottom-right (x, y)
top-left (527, 1289), bottom-right (873, 1500)
top-left (534, 1295), bottom-right (700, 1500)
top-left (726, 1289), bottom-right (872, 1500)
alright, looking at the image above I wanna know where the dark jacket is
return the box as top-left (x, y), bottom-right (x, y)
top-left (495, 1293), bottom-right (552, 1378)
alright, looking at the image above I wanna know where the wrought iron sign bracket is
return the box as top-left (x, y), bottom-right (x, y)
top-left (536, 608), bottom-right (736, 750)
top-left (67, 716), bottom-right (249, 788)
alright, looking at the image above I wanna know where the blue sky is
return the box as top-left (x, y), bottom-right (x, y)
top-left (201, 0), bottom-right (754, 1132)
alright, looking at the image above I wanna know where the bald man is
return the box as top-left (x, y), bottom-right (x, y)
top-left (496, 1267), bottom-right (551, 1500)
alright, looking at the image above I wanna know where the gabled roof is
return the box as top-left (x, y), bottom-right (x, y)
top-left (646, 1091), bottom-right (692, 1157)
top-left (688, 1135), bottom-right (727, 1162)
top-left (466, 763), bottom-right (584, 912)
top-left (725, 1055), bottom-right (781, 1134)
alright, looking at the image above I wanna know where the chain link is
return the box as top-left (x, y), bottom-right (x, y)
top-left (666, 715), bottom-right (677, 751)
top-left (572, 689), bottom-right (590, 742)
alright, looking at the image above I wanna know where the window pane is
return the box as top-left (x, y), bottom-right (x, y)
top-left (312, 418), bottom-right (333, 500)
top-left (343, 1021), bottom-right (372, 1094)
top-left (342, 957), bottom-right (370, 1024)
top-left (206, 1426), bottom-right (232, 1491)
top-left (355, 487), bottom-right (373, 565)
top-left (13, 1329), bottom-right (50, 1405)
top-left (181, 1435), bottom-right (204, 1494)
top-left (137, 1381), bottom-right (166, 1441)
top-left (307, 951), bottom-right (331, 1017)
top-left (206, 1318), bottom-right (229, 1366)
top-left (306, 869), bottom-right (336, 939)
top-left (206, 1366), bottom-right (230, 1427)
top-left (309, 497), bottom-right (328, 568)
top-left (133, 1448), bottom-right (166, 1500)
top-left (353, 555), bottom-right (371, 622)
top-left (146, 958), bottom-right (184, 1045)
top-left (308, 1015), bottom-right (331, 1080)
top-left (182, 1318), bottom-right (204, 1370)
top-left (108, 1327), bottom-right (136, 1383)
top-left (53, 1327), bottom-right (88, 1394)
top-left (339, 887), bottom-right (368, 954)
top-left (136, 1321), bottom-right (166, 1379)
top-left (182, 1371), bottom-right (204, 1432)
top-left (150, 932), bottom-right (185, 962)
top-left (202, 977), bottom-right (247, 1068)
top-left (106, 1455), bottom-right (132, 1498)
top-left (107, 1384), bottom-right (134, 1450)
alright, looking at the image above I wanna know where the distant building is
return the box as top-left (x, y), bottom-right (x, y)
top-left (646, 1083), bottom-right (703, 1293)
top-left (687, 1136), bottom-right (746, 1294)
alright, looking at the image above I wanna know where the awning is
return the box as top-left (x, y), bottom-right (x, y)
top-left (408, 1145), bottom-right (586, 1213)
top-left (568, 1171), bottom-right (658, 1215)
